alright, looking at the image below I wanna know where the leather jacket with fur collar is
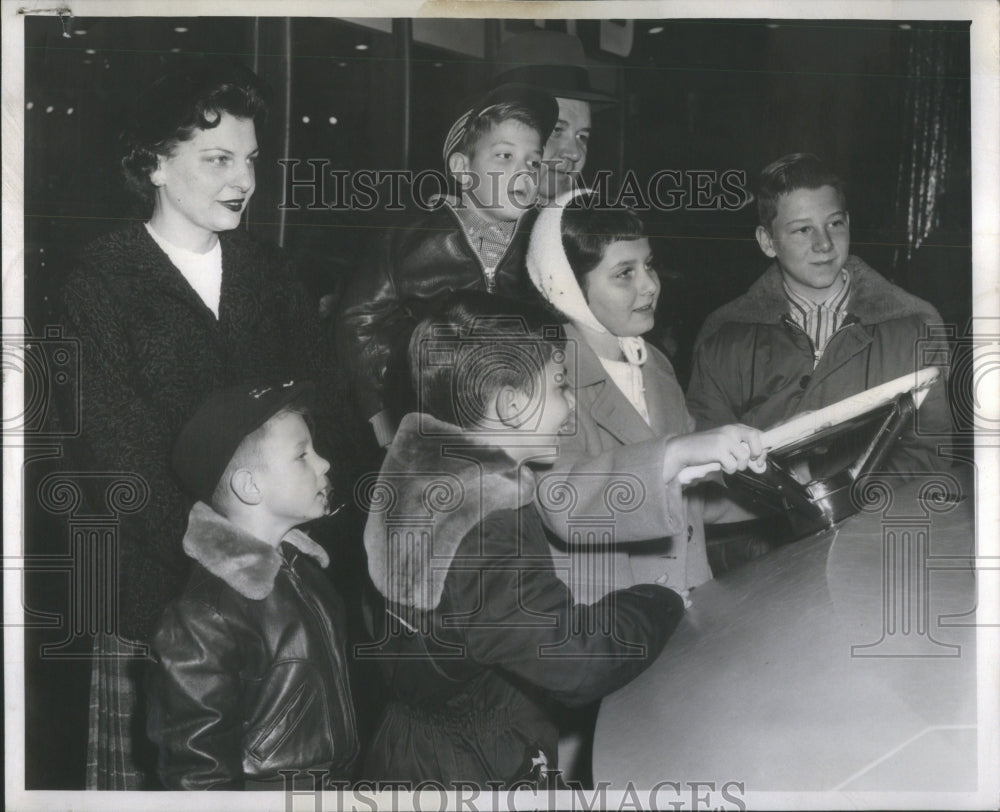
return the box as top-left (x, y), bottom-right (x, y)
top-left (146, 503), bottom-right (359, 789)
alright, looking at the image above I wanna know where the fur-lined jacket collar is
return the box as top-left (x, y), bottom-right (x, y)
top-left (363, 413), bottom-right (536, 612)
top-left (698, 255), bottom-right (941, 344)
top-left (182, 502), bottom-right (330, 600)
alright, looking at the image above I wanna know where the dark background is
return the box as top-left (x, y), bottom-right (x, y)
top-left (21, 16), bottom-right (971, 788)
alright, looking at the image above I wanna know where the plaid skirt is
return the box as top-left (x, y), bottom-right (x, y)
top-left (86, 632), bottom-right (154, 790)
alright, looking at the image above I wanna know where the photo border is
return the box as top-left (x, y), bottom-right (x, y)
top-left (3, 1), bottom-right (997, 809)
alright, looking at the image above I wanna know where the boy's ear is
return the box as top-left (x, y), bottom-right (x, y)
top-left (495, 385), bottom-right (526, 428)
top-left (448, 152), bottom-right (472, 190)
top-left (229, 469), bottom-right (263, 506)
top-left (755, 225), bottom-right (777, 258)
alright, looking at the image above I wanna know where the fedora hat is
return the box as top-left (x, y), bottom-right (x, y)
top-left (491, 30), bottom-right (618, 107)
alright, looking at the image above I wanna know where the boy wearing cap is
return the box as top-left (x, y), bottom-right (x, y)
top-left (146, 381), bottom-right (359, 790)
top-left (335, 84), bottom-right (558, 448)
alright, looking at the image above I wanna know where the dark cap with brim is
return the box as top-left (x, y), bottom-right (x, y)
top-left (172, 380), bottom-right (316, 503)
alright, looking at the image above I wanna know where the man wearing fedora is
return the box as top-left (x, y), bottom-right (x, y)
top-left (493, 30), bottom-right (618, 204)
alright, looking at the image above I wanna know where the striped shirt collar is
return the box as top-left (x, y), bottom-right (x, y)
top-left (783, 268), bottom-right (852, 364)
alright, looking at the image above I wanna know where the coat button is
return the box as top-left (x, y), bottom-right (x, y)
top-left (800, 374), bottom-right (811, 389)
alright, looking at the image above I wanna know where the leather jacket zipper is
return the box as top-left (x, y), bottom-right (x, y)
top-left (285, 560), bottom-right (360, 762)
top-left (487, 209), bottom-right (531, 293)
top-left (443, 202), bottom-right (528, 294)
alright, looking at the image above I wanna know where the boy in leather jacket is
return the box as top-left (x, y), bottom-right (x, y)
top-left (146, 381), bottom-right (359, 789)
top-left (335, 84), bottom-right (558, 449)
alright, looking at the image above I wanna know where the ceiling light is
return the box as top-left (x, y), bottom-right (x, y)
top-left (329, 116), bottom-right (338, 125)
top-left (355, 43), bottom-right (369, 51)
top-left (648, 26), bottom-right (664, 34)
top-left (302, 115), bottom-right (311, 124)
top-left (174, 26), bottom-right (189, 33)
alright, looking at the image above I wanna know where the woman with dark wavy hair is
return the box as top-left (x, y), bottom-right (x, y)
top-left (60, 61), bottom-right (346, 789)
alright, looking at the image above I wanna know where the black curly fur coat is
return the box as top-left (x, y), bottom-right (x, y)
top-left (59, 223), bottom-right (356, 641)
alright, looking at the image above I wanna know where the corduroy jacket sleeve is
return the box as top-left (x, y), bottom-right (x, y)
top-left (450, 510), bottom-right (684, 707)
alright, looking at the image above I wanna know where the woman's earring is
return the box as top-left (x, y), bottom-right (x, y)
top-left (149, 160), bottom-right (166, 188)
